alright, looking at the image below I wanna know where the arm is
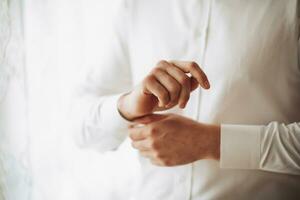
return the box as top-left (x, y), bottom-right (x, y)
top-left (73, 1), bottom-right (209, 153)
top-left (221, 122), bottom-right (300, 175)
top-left (221, 12), bottom-right (300, 175)
top-left (128, 113), bottom-right (299, 175)
top-left (72, 1), bottom-right (132, 152)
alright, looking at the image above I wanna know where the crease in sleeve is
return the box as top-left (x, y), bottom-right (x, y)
top-left (100, 93), bottom-right (132, 132)
top-left (220, 124), bottom-right (263, 169)
top-left (81, 94), bottom-right (132, 152)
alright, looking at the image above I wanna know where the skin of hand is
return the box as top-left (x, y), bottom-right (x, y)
top-left (117, 60), bottom-right (210, 121)
top-left (129, 114), bottom-right (220, 167)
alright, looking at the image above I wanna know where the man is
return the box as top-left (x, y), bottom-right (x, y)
top-left (76, 0), bottom-right (300, 199)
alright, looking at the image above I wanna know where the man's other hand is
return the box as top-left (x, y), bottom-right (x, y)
top-left (117, 60), bottom-right (210, 121)
top-left (128, 114), bottom-right (220, 167)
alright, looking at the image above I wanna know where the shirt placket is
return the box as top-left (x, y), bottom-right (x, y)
top-left (189, 1), bottom-right (212, 200)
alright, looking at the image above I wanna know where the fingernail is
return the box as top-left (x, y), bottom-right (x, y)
top-left (204, 80), bottom-right (210, 89)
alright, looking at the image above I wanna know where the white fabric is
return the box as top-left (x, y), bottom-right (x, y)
top-left (221, 124), bottom-right (262, 169)
top-left (76, 0), bottom-right (300, 199)
top-left (0, 0), bottom-right (31, 199)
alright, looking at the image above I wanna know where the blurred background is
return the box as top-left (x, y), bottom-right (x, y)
top-left (0, 0), bottom-right (139, 199)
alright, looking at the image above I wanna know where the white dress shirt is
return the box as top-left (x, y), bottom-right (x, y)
top-left (75, 0), bottom-right (300, 199)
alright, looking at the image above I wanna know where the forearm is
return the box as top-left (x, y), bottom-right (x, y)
top-left (117, 91), bottom-right (143, 121)
top-left (220, 122), bottom-right (300, 175)
top-left (72, 93), bottom-right (130, 152)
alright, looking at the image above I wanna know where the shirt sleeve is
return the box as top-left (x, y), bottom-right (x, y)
top-left (220, 122), bottom-right (300, 175)
top-left (71, 0), bottom-right (133, 153)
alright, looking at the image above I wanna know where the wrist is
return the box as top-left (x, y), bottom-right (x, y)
top-left (197, 123), bottom-right (220, 161)
top-left (117, 92), bottom-right (136, 121)
top-left (208, 124), bottom-right (221, 160)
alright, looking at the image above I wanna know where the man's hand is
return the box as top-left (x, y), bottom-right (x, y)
top-left (128, 114), bottom-right (220, 167)
top-left (117, 60), bottom-right (210, 120)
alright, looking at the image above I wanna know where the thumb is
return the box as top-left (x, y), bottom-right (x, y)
top-left (133, 113), bottom-right (167, 124)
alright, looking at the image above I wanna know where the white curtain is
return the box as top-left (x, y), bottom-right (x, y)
top-left (0, 0), bottom-right (31, 199)
top-left (0, 0), bottom-right (139, 199)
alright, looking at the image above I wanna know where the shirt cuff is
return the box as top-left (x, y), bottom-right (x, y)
top-left (100, 93), bottom-right (132, 132)
top-left (220, 124), bottom-right (263, 169)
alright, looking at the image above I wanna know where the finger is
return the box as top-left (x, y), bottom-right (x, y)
top-left (133, 114), bottom-right (168, 125)
top-left (132, 140), bottom-right (151, 151)
top-left (169, 61), bottom-right (210, 89)
top-left (190, 77), bottom-right (199, 91)
top-left (152, 68), bottom-right (181, 106)
top-left (162, 64), bottom-right (191, 108)
top-left (129, 126), bottom-right (148, 141)
top-left (143, 75), bottom-right (170, 106)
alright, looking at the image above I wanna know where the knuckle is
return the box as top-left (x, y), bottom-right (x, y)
top-left (151, 67), bottom-right (162, 75)
top-left (189, 61), bottom-right (198, 70)
top-left (153, 151), bottom-right (163, 159)
top-left (157, 60), bottom-right (168, 67)
top-left (169, 84), bottom-right (180, 94)
top-left (144, 75), bottom-right (156, 86)
top-left (149, 126), bottom-right (158, 136)
top-left (180, 76), bottom-right (190, 85)
top-left (144, 75), bottom-right (154, 84)
top-left (157, 152), bottom-right (164, 159)
top-left (152, 142), bottom-right (160, 150)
